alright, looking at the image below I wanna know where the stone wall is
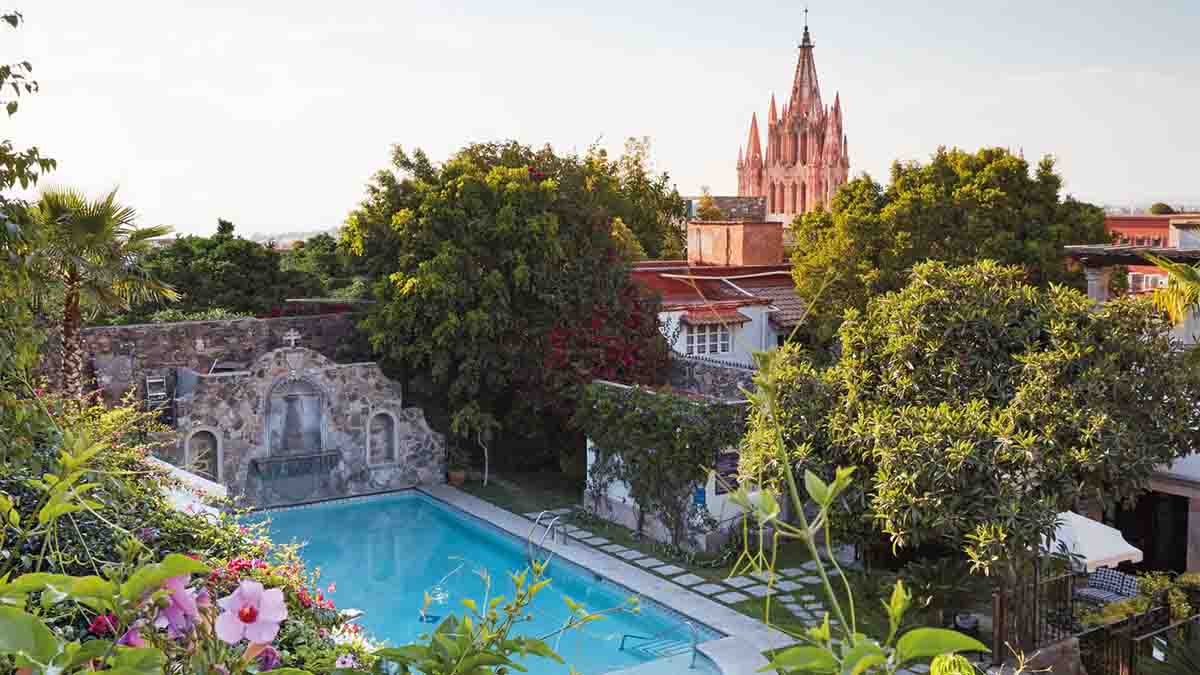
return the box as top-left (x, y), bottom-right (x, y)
top-left (170, 347), bottom-right (444, 508)
top-left (73, 314), bottom-right (364, 402)
top-left (686, 196), bottom-right (767, 221)
top-left (667, 353), bottom-right (756, 400)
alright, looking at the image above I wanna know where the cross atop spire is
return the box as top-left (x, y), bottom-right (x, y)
top-left (801, 7), bottom-right (812, 47)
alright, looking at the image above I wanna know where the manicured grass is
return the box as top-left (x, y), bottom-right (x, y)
top-left (458, 471), bottom-right (582, 517)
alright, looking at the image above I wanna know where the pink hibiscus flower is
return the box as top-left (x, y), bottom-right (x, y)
top-left (154, 575), bottom-right (200, 639)
top-left (215, 580), bottom-right (288, 644)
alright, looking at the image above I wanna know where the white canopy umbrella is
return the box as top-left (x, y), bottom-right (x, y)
top-left (1045, 511), bottom-right (1143, 572)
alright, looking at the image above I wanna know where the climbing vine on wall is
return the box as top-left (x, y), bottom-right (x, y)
top-left (573, 382), bottom-right (746, 547)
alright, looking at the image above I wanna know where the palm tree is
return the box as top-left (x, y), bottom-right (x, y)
top-left (27, 188), bottom-right (176, 397)
top-left (1143, 253), bottom-right (1200, 325)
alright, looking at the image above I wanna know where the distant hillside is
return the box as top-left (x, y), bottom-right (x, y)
top-left (246, 227), bottom-right (339, 243)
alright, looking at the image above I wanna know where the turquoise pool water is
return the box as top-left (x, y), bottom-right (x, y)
top-left (253, 492), bottom-right (722, 674)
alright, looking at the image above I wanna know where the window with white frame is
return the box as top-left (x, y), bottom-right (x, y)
top-left (685, 324), bottom-right (732, 355)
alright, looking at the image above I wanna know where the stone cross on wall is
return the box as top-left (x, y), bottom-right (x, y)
top-left (282, 329), bottom-right (302, 349)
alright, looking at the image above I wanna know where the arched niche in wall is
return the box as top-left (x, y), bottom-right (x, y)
top-left (185, 428), bottom-right (221, 482)
top-left (266, 377), bottom-right (325, 456)
top-left (367, 410), bottom-right (398, 466)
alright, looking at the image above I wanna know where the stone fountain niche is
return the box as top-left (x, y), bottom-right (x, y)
top-left (269, 378), bottom-right (324, 455)
top-left (251, 376), bottom-right (341, 498)
top-left (172, 341), bottom-right (446, 508)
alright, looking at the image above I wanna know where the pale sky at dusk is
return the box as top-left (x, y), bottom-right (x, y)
top-left (6, 1), bottom-right (1199, 235)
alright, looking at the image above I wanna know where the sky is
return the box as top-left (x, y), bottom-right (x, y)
top-left (6, 0), bottom-right (1199, 236)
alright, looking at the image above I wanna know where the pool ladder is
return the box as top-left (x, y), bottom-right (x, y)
top-left (620, 620), bottom-right (699, 669)
top-left (527, 511), bottom-right (568, 565)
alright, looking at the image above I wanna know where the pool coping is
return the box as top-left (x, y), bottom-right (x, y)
top-left (419, 485), bottom-right (794, 675)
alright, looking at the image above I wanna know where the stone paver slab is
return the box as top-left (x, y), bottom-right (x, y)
top-left (673, 574), bottom-right (707, 586)
top-left (599, 543), bottom-right (629, 553)
top-left (751, 571), bottom-right (777, 583)
top-left (652, 564), bottom-right (685, 576)
top-left (801, 560), bottom-right (820, 571)
top-left (617, 549), bottom-right (647, 561)
top-left (634, 557), bottom-right (665, 568)
top-left (723, 576), bottom-right (757, 589)
top-left (582, 536), bottom-right (609, 546)
top-left (549, 507), bottom-right (573, 515)
top-left (779, 567), bottom-right (807, 577)
top-left (774, 580), bottom-right (803, 592)
top-left (714, 591), bottom-right (750, 604)
top-left (744, 584), bottom-right (777, 598)
top-left (692, 583), bottom-right (727, 596)
top-left (794, 575), bottom-right (821, 584)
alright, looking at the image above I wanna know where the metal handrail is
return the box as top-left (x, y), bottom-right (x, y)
top-left (620, 620), bottom-right (700, 669)
top-left (537, 516), bottom-right (563, 552)
top-left (684, 620), bottom-right (698, 669)
top-left (526, 511), bottom-right (549, 564)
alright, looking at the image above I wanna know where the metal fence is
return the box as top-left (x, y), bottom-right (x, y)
top-left (991, 571), bottom-right (1079, 665)
top-left (1077, 607), bottom-right (1200, 675)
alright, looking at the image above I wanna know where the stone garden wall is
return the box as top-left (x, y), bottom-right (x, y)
top-left (171, 347), bottom-right (445, 508)
top-left (72, 314), bottom-right (364, 403)
top-left (667, 353), bottom-right (756, 400)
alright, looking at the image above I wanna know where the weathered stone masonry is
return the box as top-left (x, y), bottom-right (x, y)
top-left (76, 314), bottom-right (363, 403)
top-left (171, 347), bottom-right (444, 509)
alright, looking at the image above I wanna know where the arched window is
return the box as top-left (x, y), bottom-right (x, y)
top-left (186, 429), bottom-right (220, 482)
top-left (368, 411), bottom-right (397, 465)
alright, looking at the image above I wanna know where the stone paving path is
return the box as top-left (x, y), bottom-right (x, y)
top-left (517, 509), bottom-right (937, 675)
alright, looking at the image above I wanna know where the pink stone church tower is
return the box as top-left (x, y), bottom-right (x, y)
top-left (736, 18), bottom-right (850, 219)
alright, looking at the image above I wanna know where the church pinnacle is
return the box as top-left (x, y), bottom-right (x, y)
top-left (735, 14), bottom-right (851, 217)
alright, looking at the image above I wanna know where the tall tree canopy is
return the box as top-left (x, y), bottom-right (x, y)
top-left (0, 11), bottom-right (54, 213)
top-left (344, 140), bottom-right (669, 463)
top-left (115, 220), bottom-right (325, 322)
top-left (742, 261), bottom-right (1200, 581)
top-left (1149, 202), bottom-right (1176, 215)
top-left (790, 147), bottom-right (1109, 344)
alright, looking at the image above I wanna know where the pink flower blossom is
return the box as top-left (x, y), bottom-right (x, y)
top-left (327, 582), bottom-right (336, 593)
top-left (256, 645), bottom-right (281, 671)
top-left (154, 575), bottom-right (200, 639)
top-left (117, 628), bottom-right (145, 647)
top-left (335, 654), bottom-right (357, 669)
top-left (88, 613), bottom-right (118, 635)
top-left (215, 580), bottom-right (287, 644)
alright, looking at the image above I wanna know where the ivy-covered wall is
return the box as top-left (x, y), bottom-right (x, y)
top-left (574, 381), bottom-right (748, 551)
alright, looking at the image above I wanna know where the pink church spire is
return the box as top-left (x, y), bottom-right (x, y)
top-left (746, 112), bottom-right (763, 165)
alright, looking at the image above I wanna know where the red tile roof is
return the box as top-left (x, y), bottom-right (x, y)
top-left (682, 307), bottom-right (753, 325)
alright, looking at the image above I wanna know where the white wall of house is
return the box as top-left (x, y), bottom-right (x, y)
top-left (659, 306), bottom-right (781, 367)
top-left (585, 440), bottom-right (755, 551)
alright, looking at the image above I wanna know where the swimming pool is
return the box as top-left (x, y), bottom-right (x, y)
top-left (253, 492), bottom-right (722, 674)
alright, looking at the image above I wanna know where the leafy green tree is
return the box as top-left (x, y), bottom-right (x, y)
top-left (586, 137), bottom-right (687, 259)
top-left (0, 11), bottom-right (54, 212)
top-left (790, 147), bottom-right (1108, 346)
top-left (741, 260), bottom-right (1200, 583)
top-left (1149, 202), bottom-right (1176, 215)
top-left (695, 186), bottom-right (724, 220)
top-left (118, 220), bottom-right (324, 321)
top-left (609, 217), bottom-right (646, 262)
top-left (349, 141), bottom-right (668, 463)
top-left (26, 188), bottom-right (176, 397)
top-left (281, 232), bottom-right (359, 294)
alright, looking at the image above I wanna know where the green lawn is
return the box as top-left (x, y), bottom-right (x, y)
top-left (457, 471), bottom-right (926, 640)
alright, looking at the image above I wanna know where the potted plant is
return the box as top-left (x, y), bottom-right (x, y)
top-left (447, 446), bottom-right (468, 487)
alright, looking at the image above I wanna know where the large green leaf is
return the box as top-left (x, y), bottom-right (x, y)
top-left (895, 628), bottom-right (989, 664)
top-left (106, 646), bottom-right (167, 675)
top-left (840, 641), bottom-right (886, 675)
top-left (759, 645), bottom-right (838, 674)
top-left (0, 606), bottom-right (62, 669)
top-left (119, 554), bottom-right (209, 603)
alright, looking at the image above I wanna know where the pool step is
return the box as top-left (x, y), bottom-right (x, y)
top-left (627, 637), bottom-right (693, 659)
